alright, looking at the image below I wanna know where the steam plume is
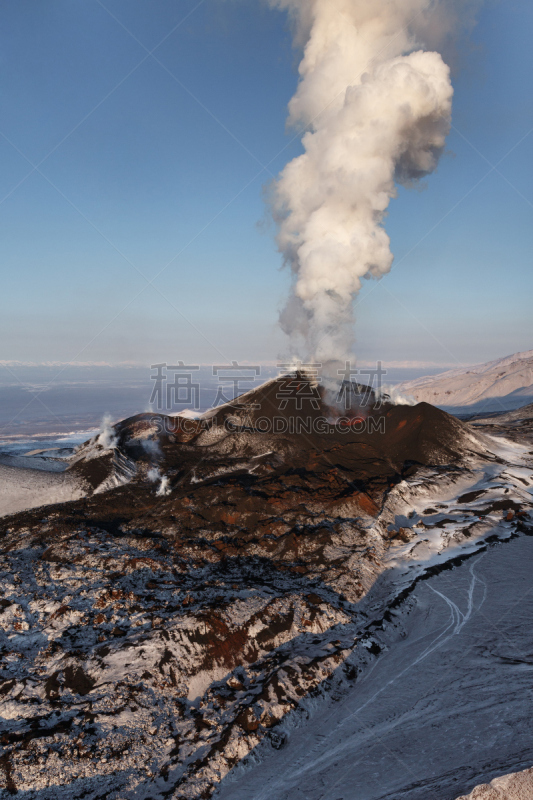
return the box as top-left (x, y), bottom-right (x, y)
top-left (97, 414), bottom-right (117, 451)
top-left (270, 0), bottom-right (455, 379)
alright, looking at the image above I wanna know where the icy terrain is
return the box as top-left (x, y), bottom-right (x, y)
top-left (398, 350), bottom-right (533, 414)
top-left (216, 534), bottom-right (533, 800)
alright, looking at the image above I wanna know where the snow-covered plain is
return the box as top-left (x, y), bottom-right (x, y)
top-left (398, 350), bottom-right (533, 414)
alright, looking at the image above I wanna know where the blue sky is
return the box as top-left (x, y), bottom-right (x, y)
top-left (0, 0), bottom-right (531, 370)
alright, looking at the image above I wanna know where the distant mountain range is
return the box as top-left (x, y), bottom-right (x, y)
top-left (398, 349), bottom-right (533, 414)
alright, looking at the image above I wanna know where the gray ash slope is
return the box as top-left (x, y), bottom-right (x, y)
top-left (0, 377), bottom-right (532, 799)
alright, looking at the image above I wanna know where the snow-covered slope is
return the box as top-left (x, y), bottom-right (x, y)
top-left (217, 533), bottom-right (533, 800)
top-left (398, 349), bottom-right (533, 414)
top-left (0, 463), bottom-right (86, 518)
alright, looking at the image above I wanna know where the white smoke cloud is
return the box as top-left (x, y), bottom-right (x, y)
top-left (97, 414), bottom-right (117, 451)
top-left (142, 437), bottom-right (162, 459)
top-left (269, 0), bottom-right (458, 382)
top-left (147, 467), bottom-right (171, 497)
top-left (377, 385), bottom-right (417, 407)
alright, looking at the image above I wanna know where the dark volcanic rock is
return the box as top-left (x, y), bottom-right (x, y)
top-left (71, 373), bottom-right (489, 495)
top-left (0, 376), bottom-right (511, 799)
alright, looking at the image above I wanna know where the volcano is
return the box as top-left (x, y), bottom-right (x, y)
top-left (0, 376), bottom-right (532, 799)
top-left (71, 373), bottom-right (488, 497)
